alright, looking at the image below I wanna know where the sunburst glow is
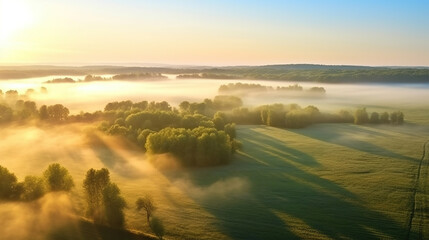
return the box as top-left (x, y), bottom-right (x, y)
top-left (0, 0), bottom-right (33, 49)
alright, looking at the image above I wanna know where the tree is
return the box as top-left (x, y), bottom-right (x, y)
top-left (136, 195), bottom-right (157, 224)
top-left (179, 101), bottom-right (190, 113)
top-left (47, 104), bottom-right (69, 121)
top-left (390, 111), bottom-right (404, 124)
top-left (21, 176), bottom-right (46, 201)
top-left (103, 183), bottom-right (126, 228)
top-left (150, 216), bottom-right (165, 240)
top-left (354, 108), bottom-right (369, 125)
top-left (83, 168), bottom-right (110, 222)
top-left (0, 165), bottom-right (21, 200)
top-left (224, 123), bottom-right (236, 139)
top-left (39, 105), bottom-right (49, 120)
top-left (0, 104), bottom-right (13, 123)
top-left (43, 163), bottom-right (74, 192)
top-left (397, 111), bottom-right (404, 124)
top-left (83, 168), bottom-right (126, 228)
top-left (390, 112), bottom-right (398, 124)
top-left (380, 112), bottom-right (389, 123)
top-left (369, 112), bottom-right (380, 124)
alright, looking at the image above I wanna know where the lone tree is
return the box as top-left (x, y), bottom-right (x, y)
top-left (136, 195), bottom-right (156, 224)
top-left (43, 163), bottom-right (74, 192)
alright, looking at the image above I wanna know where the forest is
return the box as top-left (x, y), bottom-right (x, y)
top-left (1, 65), bottom-right (428, 83)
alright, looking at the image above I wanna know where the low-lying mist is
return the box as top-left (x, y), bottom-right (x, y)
top-left (0, 192), bottom-right (77, 240)
top-left (171, 177), bottom-right (250, 201)
top-left (1, 76), bottom-right (428, 114)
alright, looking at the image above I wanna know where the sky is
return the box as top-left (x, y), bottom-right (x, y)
top-left (0, 0), bottom-right (428, 66)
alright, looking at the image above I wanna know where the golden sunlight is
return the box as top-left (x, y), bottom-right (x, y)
top-left (0, 0), bottom-right (33, 49)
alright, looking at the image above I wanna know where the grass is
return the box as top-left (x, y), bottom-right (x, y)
top-left (161, 123), bottom-right (426, 240)
top-left (1, 120), bottom-right (428, 239)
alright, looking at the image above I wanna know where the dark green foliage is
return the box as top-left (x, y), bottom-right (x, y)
top-left (146, 127), bottom-right (233, 167)
top-left (107, 124), bottom-right (130, 136)
top-left (390, 111), bottom-right (404, 124)
top-left (1, 164), bottom-right (75, 202)
top-left (21, 176), bottom-right (46, 201)
top-left (103, 183), bottom-right (127, 228)
top-left (83, 168), bottom-right (126, 228)
top-left (84, 168), bottom-right (110, 222)
top-left (125, 111), bottom-right (180, 131)
top-left (181, 114), bottom-right (212, 129)
top-left (213, 112), bottom-right (229, 130)
top-left (369, 112), bottom-right (380, 124)
top-left (137, 129), bottom-right (155, 149)
top-left (43, 163), bottom-right (74, 192)
top-left (380, 112), bottom-right (390, 123)
top-left (285, 110), bottom-right (312, 128)
top-left (0, 165), bottom-right (21, 200)
top-left (224, 123), bottom-right (236, 139)
top-left (2, 65), bottom-right (429, 83)
top-left (177, 65), bottom-right (429, 83)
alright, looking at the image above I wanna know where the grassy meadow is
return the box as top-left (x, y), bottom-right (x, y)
top-left (1, 111), bottom-right (428, 239)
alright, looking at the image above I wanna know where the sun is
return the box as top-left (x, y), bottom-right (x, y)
top-left (0, 0), bottom-right (33, 48)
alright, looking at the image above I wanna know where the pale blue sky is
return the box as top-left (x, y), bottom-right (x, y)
top-left (1, 0), bottom-right (428, 65)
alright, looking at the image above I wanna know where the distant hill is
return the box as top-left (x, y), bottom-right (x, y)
top-left (0, 64), bottom-right (428, 83)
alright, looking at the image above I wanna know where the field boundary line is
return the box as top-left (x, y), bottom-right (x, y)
top-left (406, 140), bottom-right (429, 239)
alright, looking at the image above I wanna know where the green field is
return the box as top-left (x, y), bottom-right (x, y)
top-left (1, 116), bottom-right (429, 239)
top-left (145, 123), bottom-right (428, 240)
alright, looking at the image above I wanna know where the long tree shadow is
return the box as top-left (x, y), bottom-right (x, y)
top-left (86, 132), bottom-right (142, 178)
top-left (161, 125), bottom-right (408, 240)
top-left (289, 123), bottom-right (418, 162)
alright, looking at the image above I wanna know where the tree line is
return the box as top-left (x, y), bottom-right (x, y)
top-left (0, 163), bottom-right (164, 239)
top-left (223, 104), bottom-right (404, 128)
top-left (218, 82), bottom-right (326, 95)
top-left (44, 73), bottom-right (167, 84)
